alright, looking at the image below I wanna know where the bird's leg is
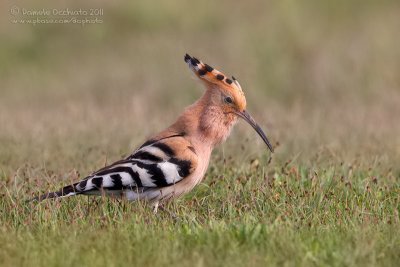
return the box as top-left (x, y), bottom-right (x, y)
top-left (152, 201), bottom-right (159, 214)
top-left (157, 205), bottom-right (180, 221)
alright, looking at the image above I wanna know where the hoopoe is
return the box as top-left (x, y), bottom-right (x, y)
top-left (33, 54), bottom-right (274, 212)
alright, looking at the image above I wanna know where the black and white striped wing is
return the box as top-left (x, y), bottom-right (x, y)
top-left (72, 140), bottom-right (194, 195)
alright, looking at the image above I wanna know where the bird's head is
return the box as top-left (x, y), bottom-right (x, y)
top-left (184, 54), bottom-right (274, 152)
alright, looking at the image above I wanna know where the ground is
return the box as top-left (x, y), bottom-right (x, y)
top-left (0, 1), bottom-right (399, 266)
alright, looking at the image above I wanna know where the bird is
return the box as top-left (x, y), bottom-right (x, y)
top-left (32, 54), bottom-right (274, 212)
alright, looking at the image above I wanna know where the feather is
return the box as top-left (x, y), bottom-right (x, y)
top-left (33, 136), bottom-right (196, 202)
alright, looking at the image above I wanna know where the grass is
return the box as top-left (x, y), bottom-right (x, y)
top-left (1, 158), bottom-right (399, 266)
top-left (1, 0), bottom-right (400, 266)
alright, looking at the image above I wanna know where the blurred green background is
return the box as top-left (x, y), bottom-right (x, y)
top-left (1, 0), bottom-right (399, 174)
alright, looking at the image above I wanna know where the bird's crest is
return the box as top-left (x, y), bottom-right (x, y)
top-left (184, 54), bottom-right (244, 96)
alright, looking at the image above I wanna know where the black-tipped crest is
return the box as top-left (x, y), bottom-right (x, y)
top-left (198, 69), bottom-right (207, 76)
top-left (216, 74), bottom-right (224, 80)
top-left (184, 53), bottom-right (244, 95)
top-left (204, 64), bottom-right (214, 72)
top-left (192, 57), bottom-right (200, 64)
top-left (190, 58), bottom-right (198, 66)
top-left (184, 54), bottom-right (191, 62)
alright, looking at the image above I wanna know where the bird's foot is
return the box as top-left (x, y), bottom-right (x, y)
top-left (156, 205), bottom-right (180, 221)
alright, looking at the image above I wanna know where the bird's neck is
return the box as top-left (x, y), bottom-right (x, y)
top-left (171, 90), bottom-right (237, 148)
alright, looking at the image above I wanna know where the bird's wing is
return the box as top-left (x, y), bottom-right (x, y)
top-left (73, 135), bottom-right (198, 194)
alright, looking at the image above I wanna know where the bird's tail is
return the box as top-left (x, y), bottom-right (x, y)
top-left (30, 183), bottom-right (81, 202)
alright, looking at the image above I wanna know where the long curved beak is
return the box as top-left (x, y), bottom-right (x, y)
top-left (235, 110), bottom-right (274, 153)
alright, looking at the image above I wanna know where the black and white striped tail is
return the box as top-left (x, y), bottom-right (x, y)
top-left (31, 183), bottom-right (81, 201)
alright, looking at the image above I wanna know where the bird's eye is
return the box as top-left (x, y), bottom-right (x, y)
top-left (225, 96), bottom-right (233, 104)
